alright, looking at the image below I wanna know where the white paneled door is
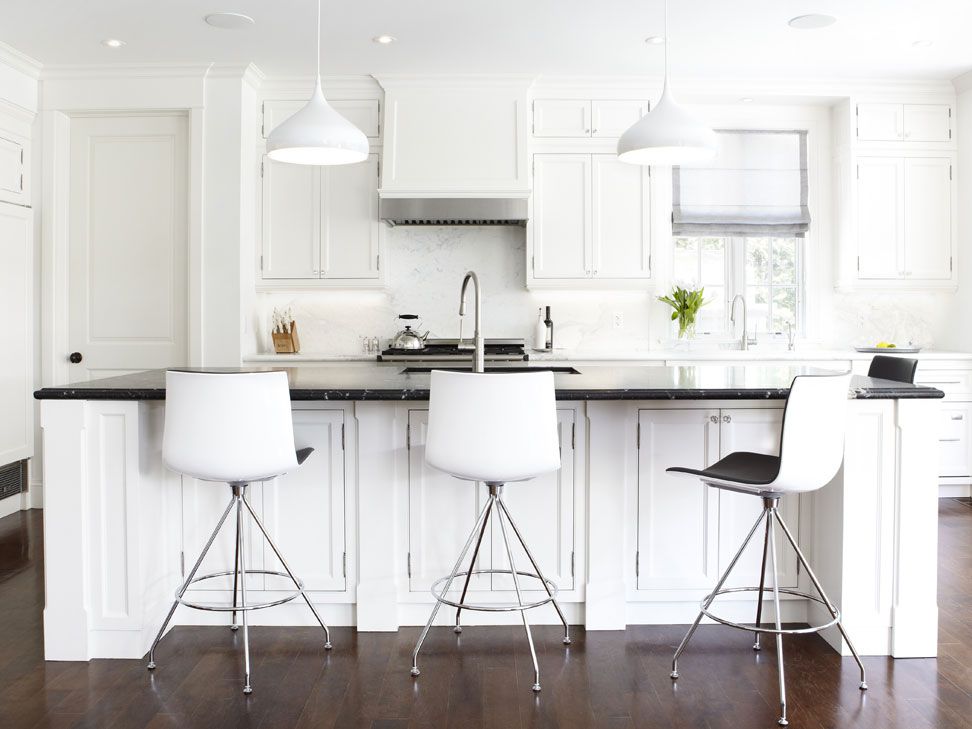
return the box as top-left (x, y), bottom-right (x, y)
top-left (0, 203), bottom-right (32, 465)
top-left (68, 114), bottom-right (189, 380)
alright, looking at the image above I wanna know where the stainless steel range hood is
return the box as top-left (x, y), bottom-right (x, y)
top-left (379, 196), bottom-right (528, 227)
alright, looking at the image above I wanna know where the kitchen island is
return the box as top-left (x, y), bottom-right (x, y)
top-left (36, 364), bottom-right (942, 664)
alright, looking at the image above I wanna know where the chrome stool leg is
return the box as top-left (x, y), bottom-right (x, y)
top-left (497, 498), bottom-right (571, 645)
top-left (672, 507), bottom-right (767, 679)
top-left (231, 508), bottom-right (241, 632)
top-left (453, 495), bottom-right (493, 634)
top-left (767, 508), bottom-right (787, 726)
top-left (236, 492), bottom-right (253, 694)
top-left (773, 507), bottom-right (868, 691)
top-left (241, 496), bottom-right (333, 650)
top-left (753, 511), bottom-right (772, 651)
top-left (496, 498), bottom-right (541, 692)
top-left (147, 493), bottom-right (237, 670)
top-left (411, 497), bottom-right (494, 677)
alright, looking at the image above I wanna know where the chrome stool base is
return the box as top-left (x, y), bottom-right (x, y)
top-left (410, 484), bottom-right (571, 693)
top-left (145, 483), bottom-right (333, 693)
top-left (669, 496), bottom-right (867, 726)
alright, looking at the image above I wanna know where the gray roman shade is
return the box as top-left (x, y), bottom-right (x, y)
top-left (672, 130), bottom-right (810, 237)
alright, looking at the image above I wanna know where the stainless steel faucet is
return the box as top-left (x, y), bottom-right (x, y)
top-left (459, 271), bottom-right (484, 373)
top-left (730, 294), bottom-right (756, 351)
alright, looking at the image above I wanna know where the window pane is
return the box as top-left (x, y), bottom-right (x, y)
top-left (673, 237), bottom-right (698, 284)
top-left (772, 238), bottom-right (797, 285)
top-left (700, 237), bottom-right (727, 284)
top-left (746, 285), bottom-right (772, 335)
top-left (745, 239), bottom-right (770, 285)
top-left (698, 285), bottom-right (725, 334)
top-left (772, 287), bottom-right (797, 333)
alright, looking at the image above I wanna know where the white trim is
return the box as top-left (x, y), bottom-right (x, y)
top-left (0, 40), bottom-right (42, 78)
top-left (40, 63), bottom-right (214, 81)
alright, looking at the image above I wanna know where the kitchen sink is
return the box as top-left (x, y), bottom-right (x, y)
top-left (400, 366), bottom-right (580, 374)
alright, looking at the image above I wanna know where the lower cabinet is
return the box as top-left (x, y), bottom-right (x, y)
top-left (181, 409), bottom-right (347, 593)
top-left (636, 407), bottom-right (799, 592)
top-left (407, 409), bottom-right (575, 593)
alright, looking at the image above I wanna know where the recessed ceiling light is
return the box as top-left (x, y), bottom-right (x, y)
top-left (787, 14), bottom-right (837, 30)
top-left (372, 34), bottom-right (396, 44)
top-left (101, 38), bottom-right (126, 49)
top-left (739, 97), bottom-right (754, 103)
top-left (204, 12), bottom-right (256, 30)
top-left (912, 39), bottom-right (933, 48)
top-left (644, 36), bottom-right (665, 45)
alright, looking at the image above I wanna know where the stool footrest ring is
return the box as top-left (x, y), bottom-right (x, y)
top-left (700, 586), bottom-right (840, 636)
top-left (430, 569), bottom-right (558, 613)
top-left (176, 570), bottom-right (304, 613)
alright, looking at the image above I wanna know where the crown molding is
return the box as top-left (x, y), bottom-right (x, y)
top-left (41, 62), bottom-right (213, 81)
top-left (0, 40), bottom-right (42, 79)
top-left (374, 73), bottom-right (537, 90)
top-left (257, 75), bottom-right (382, 98)
top-left (952, 70), bottom-right (972, 94)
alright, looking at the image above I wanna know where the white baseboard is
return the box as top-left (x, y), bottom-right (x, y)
top-left (28, 482), bottom-right (43, 508)
top-left (939, 484), bottom-right (971, 498)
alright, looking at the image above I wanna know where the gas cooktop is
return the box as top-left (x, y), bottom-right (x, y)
top-left (378, 338), bottom-right (528, 362)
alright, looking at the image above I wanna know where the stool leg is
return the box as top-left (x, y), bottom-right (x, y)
top-left (411, 496), bottom-right (494, 677)
top-left (241, 496), bottom-right (333, 650)
top-left (231, 510), bottom-right (241, 632)
top-left (672, 506), bottom-right (767, 680)
top-left (496, 503), bottom-right (542, 692)
top-left (773, 507), bottom-right (868, 691)
top-left (753, 512), bottom-right (772, 651)
top-left (767, 510), bottom-right (787, 726)
top-left (147, 492), bottom-right (237, 670)
top-left (454, 496), bottom-right (494, 634)
top-left (237, 495), bottom-right (253, 694)
top-left (496, 497), bottom-right (571, 645)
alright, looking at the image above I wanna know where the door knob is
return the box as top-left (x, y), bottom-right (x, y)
top-left (69, 352), bottom-right (83, 364)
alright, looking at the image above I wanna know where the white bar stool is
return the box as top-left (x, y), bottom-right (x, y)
top-left (666, 372), bottom-right (867, 726)
top-left (146, 370), bottom-right (332, 694)
top-left (410, 370), bottom-right (571, 692)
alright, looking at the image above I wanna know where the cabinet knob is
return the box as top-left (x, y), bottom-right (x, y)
top-left (69, 352), bottom-right (83, 364)
top-left (710, 415), bottom-right (719, 423)
top-left (592, 128), bottom-right (599, 134)
top-left (722, 415), bottom-right (731, 423)
top-left (584, 128), bottom-right (591, 134)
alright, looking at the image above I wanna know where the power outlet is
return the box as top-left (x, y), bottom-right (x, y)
top-left (613, 311), bottom-right (624, 330)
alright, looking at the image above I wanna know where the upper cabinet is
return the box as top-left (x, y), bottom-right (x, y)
top-left (260, 153), bottom-right (382, 286)
top-left (856, 103), bottom-right (952, 143)
top-left (529, 153), bottom-right (651, 288)
top-left (262, 98), bottom-right (381, 139)
top-left (376, 77), bottom-right (531, 192)
top-left (533, 99), bottom-right (649, 138)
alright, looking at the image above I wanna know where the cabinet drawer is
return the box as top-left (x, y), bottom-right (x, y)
top-left (938, 403), bottom-right (972, 477)
top-left (916, 370), bottom-right (972, 398)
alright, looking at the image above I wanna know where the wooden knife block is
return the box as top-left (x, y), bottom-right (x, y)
top-left (272, 323), bottom-right (301, 354)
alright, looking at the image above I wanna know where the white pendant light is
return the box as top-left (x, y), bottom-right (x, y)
top-left (267, 0), bottom-right (368, 165)
top-left (618, 0), bottom-right (716, 166)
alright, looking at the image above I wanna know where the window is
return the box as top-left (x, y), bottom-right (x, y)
top-left (673, 236), bottom-right (804, 337)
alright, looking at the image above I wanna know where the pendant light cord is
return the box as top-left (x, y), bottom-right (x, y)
top-left (663, 0), bottom-right (669, 88)
top-left (316, 0), bottom-right (322, 84)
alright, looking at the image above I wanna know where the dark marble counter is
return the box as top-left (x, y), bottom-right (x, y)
top-left (34, 364), bottom-right (943, 402)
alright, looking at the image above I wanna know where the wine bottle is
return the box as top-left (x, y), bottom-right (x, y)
top-left (544, 306), bottom-right (554, 350)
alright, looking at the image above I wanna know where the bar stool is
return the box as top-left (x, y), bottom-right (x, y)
top-left (868, 354), bottom-right (918, 384)
top-left (146, 370), bottom-right (332, 694)
top-left (666, 372), bottom-right (867, 726)
top-left (410, 370), bottom-right (570, 693)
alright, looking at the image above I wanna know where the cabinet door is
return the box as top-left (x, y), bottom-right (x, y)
top-left (407, 411), bottom-right (491, 592)
top-left (938, 403), bottom-right (972, 478)
top-left (591, 100), bottom-right (649, 138)
top-left (261, 158), bottom-right (321, 279)
top-left (261, 410), bottom-right (346, 591)
top-left (532, 154), bottom-right (592, 279)
top-left (636, 409), bottom-right (720, 590)
top-left (491, 410), bottom-right (574, 591)
top-left (322, 154), bottom-right (380, 279)
top-left (592, 155), bottom-right (650, 279)
top-left (856, 103), bottom-right (903, 141)
top-left (856, 157), bottom-right (902, 279)
top-left (903, 104), bottom-right (951, 143)
top-left (0, 203), bottom-right (31, 465)
top-left (0, 135), bottom-right (24, 204)
top-left (263, 99), bottom-right (380, 138)
top-left (717, 409), bottom-right (799, 589)
top-left (533, 99), bottom-right (592, 137)
top-left (902, 157), bottom-right (952, 280)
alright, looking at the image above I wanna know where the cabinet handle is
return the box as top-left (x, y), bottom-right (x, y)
top-left (710, 415), bottom-right (719, 423)
top-left (592, 128), bottom-right (599, 134)
top-left (951, 414), bottom-right (964, 421)
top-left (722, 415), bottom-right (731, 423)
top-left (584, 128), bottom-right (591, 134)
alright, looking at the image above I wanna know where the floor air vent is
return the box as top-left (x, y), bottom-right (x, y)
top-left (0, 460), bottom-right (25, 501)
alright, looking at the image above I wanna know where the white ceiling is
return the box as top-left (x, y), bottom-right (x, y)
top-left (3, 0), bottom-right (972, 81)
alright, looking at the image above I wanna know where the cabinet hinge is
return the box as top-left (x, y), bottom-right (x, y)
top-left (406, 423), bottom-right (411, 450)
top-left (857, 256), bottom-right (860, 272)
top-left (949, 165), bottom-right (953, 180)
top-left (180, 551), bottom-right (185, 578)
top-left (260, 160), bottom-right (264, 177)
top-left (636, 421), bottom-right (641, 449)
top-left (407, 552), bottom-right (412, 578)
top-left (19, 173), bottom-right (23, 192)
top-left (341, 423), bottom-right (345, 450)
top-left (950, 256), bottom-right (953, 273)
top-left (571, 550), bottom-right (575, 577)
top-left (531, 254), bottom-right (536, 273)
top-left (856, 164), bottom-right (859, 180)
top-left (261, 103), bottom-right (266, 137)
top-left (376, 254), bottom-right (380, 271)
top-left (342, 552), bottom-right (347, 578)
top-left (648, 253), bottom-right (652, 274)
top-left (260, 255), bottom-right (264, 271)
top-left (571, 422), bottom-right (576, 450)
top-left (635, 551), bottom-right (640, 577)
top-left (377, 159), bottom-right (381, 178)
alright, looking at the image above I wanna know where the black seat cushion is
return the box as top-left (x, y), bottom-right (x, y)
top-left (296, 447), bottom-right (314, 465)
top-left (667, 451), bottom-right (781, 486)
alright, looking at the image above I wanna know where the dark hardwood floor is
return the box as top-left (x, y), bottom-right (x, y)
top-left (2, 500), bottom-right (972, 728)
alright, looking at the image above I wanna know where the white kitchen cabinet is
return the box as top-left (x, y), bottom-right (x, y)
top-left (407, 409), bottom-right (575, 593)
top-left (855, 155), bottom-right (953, 283)
top-left (636, 409), bottom-right (721, 590)
top-left (856, 103), bottom-right (951, 143)
top-left (530, 153), bottom-right (651, 287)
top-left (0, 134), bottom-right (26, 206)
top-left (261, 153), bottom-right (382, 285)
top-left (937, 403), bottom-right (972, 478)
top-left (0, 202), bottom-right (32, 466)
top-left (533, 99), bottom-right (648, 138)
top-left (262, 98), bottom-right (380, 139)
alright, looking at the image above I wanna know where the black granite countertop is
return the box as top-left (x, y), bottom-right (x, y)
top-left (33, 364), bottom-right (944, 402)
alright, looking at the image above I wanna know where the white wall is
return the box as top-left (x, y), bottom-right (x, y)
top-left (945, 71), bottom-right (972, 352)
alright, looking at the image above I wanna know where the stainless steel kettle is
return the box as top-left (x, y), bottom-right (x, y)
top-left (391, 314), bottom-right (429, 350)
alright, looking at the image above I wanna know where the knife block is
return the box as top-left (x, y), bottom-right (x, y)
top-left (272, 323), bottom-right (301, 354)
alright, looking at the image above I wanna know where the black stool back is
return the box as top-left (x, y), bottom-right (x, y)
top-left (867, 355), bottom-right (918, 384)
